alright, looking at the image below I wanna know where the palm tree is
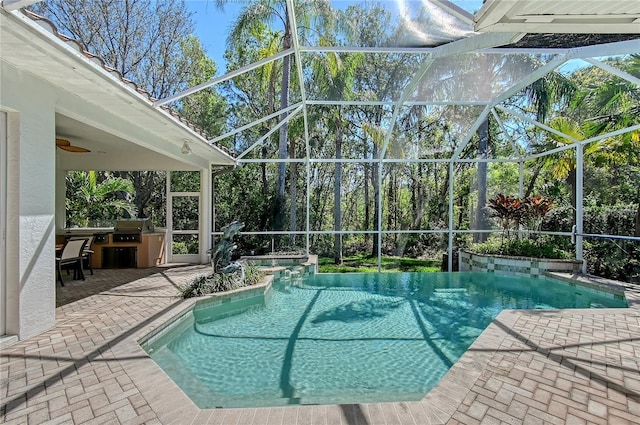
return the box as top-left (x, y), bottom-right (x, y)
top-left (527, 56), bottom-right (639, 229)
top-left (311, 43), bottom-right (362, 263)
top-left (66, 171), bottom-right (137, 228)
top-left (535, 117), bottom-right (611, 219)
top-left (574, 54), bottom-right (640, 136)
top-left (516, 69), bottom-right (577, 198)
top-left (475, 56), bottom-right (576, 242)
top-left (220, 0), bottom-right (332, 235)
top-left (575, 55), bottom-right (640, 234)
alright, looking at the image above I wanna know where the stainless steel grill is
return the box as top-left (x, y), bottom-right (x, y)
top-left (112, 218), bottom-right (154, 243)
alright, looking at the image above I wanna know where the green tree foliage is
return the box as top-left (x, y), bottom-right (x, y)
top-left (545, 205), bottom-right (639, 281)
top-left (178, 36), bottom-right (227, 140)
top-left (218, 0), bottom-right (333, 235)
top-left (65, 171), bottom-right (137, 228)
top-left (514, 55), bottom-right (640, 281)
top-left (218, 25), bottom-right (287, 235)
top-left (311, 39), bottom-right (363, 264)
top-left (31, 0), bottom-right (195, 98)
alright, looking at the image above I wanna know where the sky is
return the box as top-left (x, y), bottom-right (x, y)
top-left (185, 1), bottom-right (244, 73)
top-left (185, 0), bottom-right (485, 75)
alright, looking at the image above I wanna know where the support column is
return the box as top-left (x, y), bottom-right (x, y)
top-left (165, 171), bottom-right (172, 264)
top-left (55, 167), bottom-right (66, 230)
top-left (377, 160), bottom-right (382, 272)
top-left (448, 162), bottom-right (454, 272)
top-left (200, 168), bottom-right (212, 264)
top-left (576, 144), bottom-right (585, 273)
top-left (305, 159), bottom-right (310, 256)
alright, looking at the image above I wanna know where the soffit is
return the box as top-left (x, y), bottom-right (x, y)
top-left (476, 0), bottom-right (640, 34)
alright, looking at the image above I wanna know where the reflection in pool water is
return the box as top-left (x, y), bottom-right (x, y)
top-left (142, 272), bottom-right (627, 408)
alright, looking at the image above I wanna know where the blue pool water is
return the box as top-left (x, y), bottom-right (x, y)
top-left (143, 272), bottom-right (627, 408)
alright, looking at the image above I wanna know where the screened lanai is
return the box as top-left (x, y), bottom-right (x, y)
top-left (148, 0), bottom-right (640, 272)
top-left (2, 1), bottom-right (640, 420)
top-left (10, 0), bottom-right (638, 276)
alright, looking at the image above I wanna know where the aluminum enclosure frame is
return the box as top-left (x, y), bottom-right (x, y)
top-left (100, 2), bottom-right (640, 270)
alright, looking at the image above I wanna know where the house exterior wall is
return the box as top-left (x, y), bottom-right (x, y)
top-left (1, 61), bottom-right (57, 340)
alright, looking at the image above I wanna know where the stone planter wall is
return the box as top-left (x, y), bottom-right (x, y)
top-left (241, 254), bottom-right (309, 266)
top-left (459, 249), bottom-right (583, 278)
top-left (241, 254), bottom-right (318, 275)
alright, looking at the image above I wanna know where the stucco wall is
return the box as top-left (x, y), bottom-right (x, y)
top-left (1, 61), bottom-right (57, 339)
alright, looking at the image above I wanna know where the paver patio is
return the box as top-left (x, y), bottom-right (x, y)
top-left (1, 266), bottom-right (639, 424)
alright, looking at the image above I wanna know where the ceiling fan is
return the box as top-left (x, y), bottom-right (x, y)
top-left (56, 138), bottom-right (90, 153)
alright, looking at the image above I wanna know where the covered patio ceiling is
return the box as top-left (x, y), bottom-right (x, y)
top-left (476, 0), bottom-right (640, 33)
top-left (54, 114), bottom-right (212, 171)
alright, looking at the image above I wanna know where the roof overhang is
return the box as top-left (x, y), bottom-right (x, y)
top-left (476, 0), bottom-right (640, 33)
top-left (0, 8), bottom-right (236, 171)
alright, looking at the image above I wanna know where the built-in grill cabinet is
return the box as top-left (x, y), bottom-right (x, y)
top-left (57, 218), bottom-right (165, 269)
top-left (102, 247), bottom-right (137, 268)
top-left (95, 219), bottom-right (164, 268)
top-left (112, 218), bottom-right (154, 243)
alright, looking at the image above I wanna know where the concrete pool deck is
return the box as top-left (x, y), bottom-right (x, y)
top-left (1, 267), bottom-right (639, 424)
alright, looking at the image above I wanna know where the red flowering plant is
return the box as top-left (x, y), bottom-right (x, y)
top-left (488, 194), bottom-right (530, 244)
top-left (487, 194), bottom-right (556, 247)
top-left (524, 195), bottom-right (555, 239)
top-left (476, 193), bottom-right (569, 258)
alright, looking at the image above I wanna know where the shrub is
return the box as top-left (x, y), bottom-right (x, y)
top-left (172, 242), bottom-right (188, 255)
top-left (473, 236), bottom-right (572, 259)
top-left (539, 204), bottom-right (639, 282)
top-left (487, 194), bottom-right (555, 244)
top-left (584, 240), bottom-right (640, 283)
top-left (488, 194), bottom-right (530, 241)
top-left (179, 262), bottom-right (265, 298)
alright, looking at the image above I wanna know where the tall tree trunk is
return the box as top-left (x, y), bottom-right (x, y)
top-left (371, 146), bottom-right (380, 258)
top-left (387, 169), bottom-right (397, 249)
top-left (113, 171), bottom-right (154, 219)
top-left (264, 71), bottom-right (276, 233)
top-left (334, 111), bottom-right (343, 264)
top-left (259, 146), bottom-right (269, 230)
top-left (275, 23), bottom-right (292, 237)
top-left (396, 164), bottom-right (425, 257)
top-left (364, 162), bottom-right (370, 248)
top-left (289, 138), bottom-right (297, 247)
top-left (474, 119), bottom-right (489, 243)
top-left (524, 162), bottom-right (544, 198)
top-left (437, 165), bottom-right (449, 222)
top-left (634, 187), bottom-right (639, 237)
top-left (261, 146), bottom-right (268, 198)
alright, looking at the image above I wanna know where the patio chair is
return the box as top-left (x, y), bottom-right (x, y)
top-left (56, 239), bottom-right (87, 286)
top-left (69, 236), bottom-right (94, 275)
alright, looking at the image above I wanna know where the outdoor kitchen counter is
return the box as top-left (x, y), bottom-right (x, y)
top-left (56, 229), bottom-right (166, 268)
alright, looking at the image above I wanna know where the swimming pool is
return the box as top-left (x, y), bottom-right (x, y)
top-left (142, 272), bottom-right (627, 408)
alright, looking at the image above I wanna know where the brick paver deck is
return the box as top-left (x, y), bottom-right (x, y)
top-left (1, 267), bottom-right (639, 424)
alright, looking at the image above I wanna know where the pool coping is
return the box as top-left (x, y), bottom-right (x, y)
top-left (122, 271), bottom-right (640, 424)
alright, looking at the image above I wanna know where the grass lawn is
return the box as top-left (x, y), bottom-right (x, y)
top-left (318, 253), bottom-right (442, 273)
